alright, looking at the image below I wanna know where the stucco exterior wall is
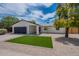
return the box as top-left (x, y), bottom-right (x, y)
top-left (29, 25), bottom-right (36, 34)
top-left (41, 26), bottom-right (65, 34)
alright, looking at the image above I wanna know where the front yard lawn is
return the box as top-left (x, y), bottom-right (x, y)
top-left (6, 36), bottom-right (53, 48)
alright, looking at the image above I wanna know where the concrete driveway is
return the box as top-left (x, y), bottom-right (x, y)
top-left (0, 33), bottom-right (28, 56)
top-left (0, 33), bottom-right (24, 41)
top-left (0, 33), bottom-right (79, 56)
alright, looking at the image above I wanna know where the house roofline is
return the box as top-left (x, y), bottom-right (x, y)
top-left (12, 19), bottom-right (40, 27)
top-left (20, 19), bottom-right (40, 26)
top-left (12, 19), bottom-right (54, 27)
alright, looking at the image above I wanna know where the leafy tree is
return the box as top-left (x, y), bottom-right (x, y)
top-left (55, 3), bottom-right (79, 38)
top-left (1, 16), bottom-right (19, 32)
top-left (0, 22), bottom-right (3, 28)
top-left (54, 18), bottom-right (67, 28)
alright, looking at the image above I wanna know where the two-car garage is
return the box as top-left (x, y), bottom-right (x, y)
top-left (14, 27), bottom-right (27, 34)
top-left (12, 20), bottom-right (40, 34)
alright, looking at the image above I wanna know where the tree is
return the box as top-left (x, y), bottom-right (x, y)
top-left (68, 4), bottom-right (79, 34)
top-left (1, 16), bottom-right (19, 32)
top-left (72, 4), bottom-right (79, 34)
top-left (0, 22), bottom-right (4, 28)
top-left (55, 3), bottom-right (69, 38)
top-left (55, 3), bottom-right (79, 38)
top-left (54, 18), bottom-right (66, 30)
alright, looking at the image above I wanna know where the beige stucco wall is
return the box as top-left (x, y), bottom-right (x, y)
top-left (41, 26), bottom-right (65, 34)
top-left (29, 25), bottom-right (36, 34)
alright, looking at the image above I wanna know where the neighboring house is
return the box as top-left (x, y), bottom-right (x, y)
top-left (41, 26), bottom-right (78, 34)
top-left (41, 26), bottom-right (65, 34)
top-left (12, 20), bottom-right (65, 34)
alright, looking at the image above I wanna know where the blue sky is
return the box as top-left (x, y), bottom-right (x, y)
top-left (0, 3), bottom-right (57, 26)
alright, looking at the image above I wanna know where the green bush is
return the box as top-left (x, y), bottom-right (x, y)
top-left (0, 29), bottom-right (7, 35)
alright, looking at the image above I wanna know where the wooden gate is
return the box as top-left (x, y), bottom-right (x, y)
top-left (69, 27), bottom-right (78, 34)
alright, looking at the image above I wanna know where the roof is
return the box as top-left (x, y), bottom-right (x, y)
top-left (21, 20), bottom-right (40, 26)
top-left (12, 19), bottom-right (40, 26)
top-left (12, 19), bottom-right (53, 27)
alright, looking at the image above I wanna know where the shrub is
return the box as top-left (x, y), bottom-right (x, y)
top-left (0, 29), bottom-right (7, 35)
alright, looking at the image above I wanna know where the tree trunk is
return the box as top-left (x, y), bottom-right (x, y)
top-left (65, 28), bottom-right (69, 38)
top-left (78, 28), bottom-right (79, 34)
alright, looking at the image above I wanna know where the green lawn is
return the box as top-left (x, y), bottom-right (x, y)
top-left (6, 36), bottom-right (53, 48)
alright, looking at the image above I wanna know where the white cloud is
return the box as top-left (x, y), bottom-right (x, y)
top-left (31, 10), bottom-right (43, 18)
top-left (0, 3), bottom-right (56, 25)
top-left (42, 3), bottom-right (53, 7)
top-left (27, 3), bottom-right (52, 7)
top-left (32, 10), bottom-right (43, 16)
top-left (0, 3), bottom-right (28, 15)
top-left (0, 3), bottom-right (54, 16)
top-left (42, 11), bottom-right (56, 20)
top-left (30, 10), bottom-right (56, 20)
top-left (0, 6), bottom-right (12, 14)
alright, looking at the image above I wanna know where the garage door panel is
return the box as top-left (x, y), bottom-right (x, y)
top-left (14, 27), bottom-right (26, 34)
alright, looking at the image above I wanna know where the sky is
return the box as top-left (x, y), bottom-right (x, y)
top-left (0, 3), bottom-right (57, 26)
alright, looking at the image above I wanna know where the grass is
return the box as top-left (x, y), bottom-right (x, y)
top-left (6, 36), bottom-right (53, 48)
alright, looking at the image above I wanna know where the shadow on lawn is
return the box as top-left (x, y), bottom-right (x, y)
top-left (55, 37), bottom-right (79, 46)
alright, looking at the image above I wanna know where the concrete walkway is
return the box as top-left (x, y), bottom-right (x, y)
top-left (0, 33), bottom-right (79, 56)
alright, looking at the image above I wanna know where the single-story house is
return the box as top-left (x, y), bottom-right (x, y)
top-left (12, 20), bottom-right (65, 34)
top-left (12, 20), bottom-right (78, 34)
top-left (12, 20), bottom-right (40, 34)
